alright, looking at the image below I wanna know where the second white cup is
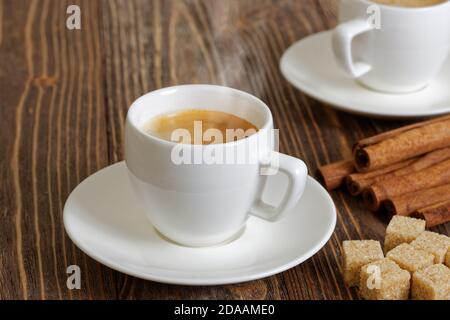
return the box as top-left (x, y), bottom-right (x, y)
top-left (332, 0), bottom-right (450, 93)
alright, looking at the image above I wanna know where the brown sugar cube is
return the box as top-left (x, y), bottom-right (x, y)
top-left (384, 216), bottom-right (426, 253)
top-left (359, 259), bottom-right (410, 300)
top-left (410, 231), bottom-right (450, 264)
top-left (446, 249), bottom-right (450, 268)
top-left (411, 264), bottom-right (450, 300)
top-left (386, 243), bottom-right (434, 274)
top-left (342, 240), bottom-right (384, 287)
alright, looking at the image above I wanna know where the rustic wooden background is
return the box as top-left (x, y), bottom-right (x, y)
top-left (1, 0), bottom-right (448, 300)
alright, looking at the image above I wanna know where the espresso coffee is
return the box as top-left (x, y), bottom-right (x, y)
top-left (372, 0), bottom-right (446, 7)
top-left (143, 109), bottom-right (258, 144)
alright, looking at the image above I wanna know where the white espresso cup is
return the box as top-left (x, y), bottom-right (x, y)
top-left (125, 85), bottom-right (308, 247)
top-left (332, 0), bottom-right (450, 93)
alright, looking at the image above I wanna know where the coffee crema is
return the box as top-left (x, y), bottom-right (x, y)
top-left (143, 109), bottom-right (258, 145)
top-left (372, 0), bottom-right (446, 7)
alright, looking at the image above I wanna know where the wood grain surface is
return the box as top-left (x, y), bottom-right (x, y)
top-left (0, 0), bottom-right (448, 300)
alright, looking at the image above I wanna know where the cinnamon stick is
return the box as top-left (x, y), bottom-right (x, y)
top-left (317, 160), bottom-right (354, 191)
top-left (346, 158), bottom-right (416, 196)
top-left (413, 200), bottom-right (450, 228)
top-left (384, 183), bottom-right (450, 216)
top-left (347, 147), bottom-right (450, 196)
top-left (363, 158), bottom-right (450, 211)
top-left (353, 115), bottom-right (450, 172)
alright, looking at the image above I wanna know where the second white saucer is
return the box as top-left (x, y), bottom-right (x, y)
top-left (64, 162), bottom-right (336, 286)
top-left (280, 31), bottom-right (450, 118)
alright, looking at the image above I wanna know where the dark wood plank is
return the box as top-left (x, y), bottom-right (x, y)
top-left (0, 0), bottom-right (448, 300)
top-left (0, 0), bottom-right (117, 299)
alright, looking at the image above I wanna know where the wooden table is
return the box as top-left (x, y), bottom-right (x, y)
top-left (1, 0), bottom-right (448, 300)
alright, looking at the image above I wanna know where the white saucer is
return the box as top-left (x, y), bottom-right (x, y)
top-left (63, 162), bottom-right (336, 286)
top-left (280, 31), bottom-right (450, 118)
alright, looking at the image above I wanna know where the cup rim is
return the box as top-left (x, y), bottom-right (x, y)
top-left (362, 0), bottom-right (450, 11)
top-left (126, 84), bottom-right (274, 147)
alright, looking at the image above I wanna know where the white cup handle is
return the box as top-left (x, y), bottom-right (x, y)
top-left (250, 152), bottom-right (308, 222)
top-left (332, 19), bottom-right (373, 78)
